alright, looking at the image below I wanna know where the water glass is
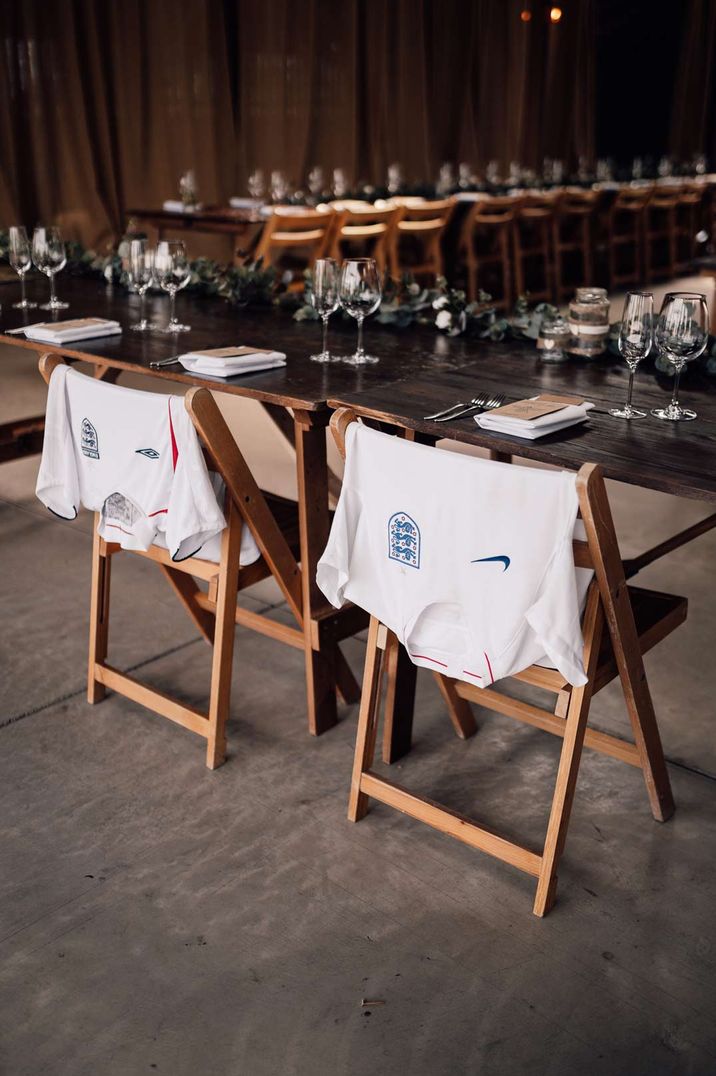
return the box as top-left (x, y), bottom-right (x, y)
top-left (651, 292), bottom-right (709, 421)
top-left (32, 226), bottom-right (69, 310)
top-left (338, 258), bottom-right (382, 365)
top-left (123, 239), bottom-right (155, 332)
top-left (309, 259), bottom-right (339, 363)
top-left (609, 291), bottom-right (653, 419)
top-left (8, 226), bottom-right (37, 309)
top-left (154, 239), bottom-right (191, 333)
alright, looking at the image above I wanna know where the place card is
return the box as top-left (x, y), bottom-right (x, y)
top-left (489, 394), bottom-right (584, 421)
top-left (189, 346), bottom-right (276, 359)
top-left (32, 317), bottom-right (116, 332)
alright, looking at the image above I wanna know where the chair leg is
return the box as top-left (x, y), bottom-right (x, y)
top-left (381, 634), bottom-right (417, 763)
top-left (434, 673), bottom-right (477, 739)
top-left (348, 617), bottom-right (386, 821)
top-left (533, 585), bottom-right (603, 916)
top-left (205, 503), bottom-right (243, 770)
top-left (88, 519), bottom-right (111, 704)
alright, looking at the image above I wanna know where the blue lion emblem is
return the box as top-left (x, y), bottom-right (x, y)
top-left (388, 512), bottom-right (420, 569)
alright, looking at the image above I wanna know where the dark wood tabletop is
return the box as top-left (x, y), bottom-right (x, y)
top-left (3, 274), bottom-right (716, 502)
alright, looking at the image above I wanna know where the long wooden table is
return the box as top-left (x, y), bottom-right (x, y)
top-left (3, 274), bottom-right (716, 753)
top-left (127, 206), bottom-right (263, 262)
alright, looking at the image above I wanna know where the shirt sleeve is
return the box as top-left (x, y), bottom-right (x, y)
top-left (35, 365), bottom-right (80, 520)
top-left (316, 425), bottom-right (363, 608)
top-left (164, 399), bottom-right (227, 561)
top-left (525, 514), bottom-right (588, 688)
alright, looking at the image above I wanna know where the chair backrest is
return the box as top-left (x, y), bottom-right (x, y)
top-left (329, 204), bottom-right (401, 264)
top-left (322, 408), bottom-right (599, 688)
top-left (517, 193), bottom-right (557, 221)
top-left (555, 189), bottom-right (600, 217)
top-left (38, 354), bottom-right (304, 619)
top-left (612, 186), bottom-right (653, 212)
top-left (253, 206), bottom-right (335, 270)
top-left (394, 197), bottom-right (455, 236)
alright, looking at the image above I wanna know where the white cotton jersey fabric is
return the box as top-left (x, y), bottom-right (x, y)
top-left (35, 365), bottom-right (260, 566)
top-left (317, 423), bottom-right (588, 688)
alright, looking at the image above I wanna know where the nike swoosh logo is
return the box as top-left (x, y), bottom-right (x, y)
top-left (471, 555), bottom-right (511, 571)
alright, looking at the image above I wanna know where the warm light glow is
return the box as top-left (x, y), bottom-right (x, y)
top-left (520, 9), bottom-right (532, 21)
top-left (549, 6), bottom-right (563, 22)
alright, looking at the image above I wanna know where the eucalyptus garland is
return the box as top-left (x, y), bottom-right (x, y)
top-left (2, 230), bottom-right (714, 376)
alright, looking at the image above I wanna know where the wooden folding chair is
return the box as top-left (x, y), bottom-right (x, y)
top-left (39, 354), bottom-right (313, 770)
top-left (331, 409), bottom-right (684, 916)
top-left (253, 206), bottom-right (335, 288)
top-left (388, 197), bottom-right (456, 282)
top-left (459, 195), bottom-right (520, 309)
top-left (328, 204), bottom-right (401, 273)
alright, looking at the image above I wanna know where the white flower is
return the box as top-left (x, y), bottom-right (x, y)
top-left (436, 309), bottom-right (452, 330)
top-left (408, 282), bottom-right (421, 296)
top-left (432, 296), bottom-right (448, 310)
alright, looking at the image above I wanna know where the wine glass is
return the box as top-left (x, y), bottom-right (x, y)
top-left (8, 226), bottom-right (37, 309)
top-left (338, 258), bottom-right (382, 365)
top-left (123, 239), bottom-right (155, 332)
top-left (332, 168), bottom-right (349, 198)
top-left (309, 259), bottom-right (339, 363)
top-left (651, 292), bottom-right (709, 422)
top-left (154, 239), bottom-right (191, 333)
top-left (609, 291), bottom-right (653, 419)
top-left (32, 226), bottom-right (69, 311)
top-left (307, 166), bottom-right (325, 204)
top-left (248, 169), bottom-right (265, 200)
top-left (270, 170), bottom-right (289, 204)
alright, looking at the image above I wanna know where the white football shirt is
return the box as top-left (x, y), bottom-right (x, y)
top-left (36, 365), bottom-right (260, 565)
top-left (317, 423), bottom-right (587, 687)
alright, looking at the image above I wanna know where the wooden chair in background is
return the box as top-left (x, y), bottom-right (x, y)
top-left (252, 207), bottom-right (335, 288)
top-left (512, 194), bottom-right (556, 303)
top-left (331, 408), bottom-right (684, 916)
top-left (644, 186), bottom-right (680, 282)
top-left (675, 183), bottom-right (706, 274)
top-left (606, 186), bottom-right (651, 290)
top-left (39, 355), bottom-right (314, 769)
top-left (552, 189), bottom-right (600, 301)
top-left (459, 196), bottom-right (518, 310)
top-left (388, 197), bottom-right (456, 282)
top-left (328, 203), bottom-right (401, 274)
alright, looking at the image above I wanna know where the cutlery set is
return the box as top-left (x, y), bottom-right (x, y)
top-left (424, 392), bottom-right (506, 422)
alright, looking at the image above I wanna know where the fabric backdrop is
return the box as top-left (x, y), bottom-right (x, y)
top-left (0, 0), bottom-right (707, 248)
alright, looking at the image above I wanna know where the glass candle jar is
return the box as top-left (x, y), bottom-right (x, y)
top-left (537, 316), bottom-right (571, 363)
top-left (568, 287), bottom-right (610, 359)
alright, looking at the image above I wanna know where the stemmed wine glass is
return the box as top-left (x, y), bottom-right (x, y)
top-left (123, 238), bottom-right (155, 332)
top-left (154, 239), bottom-right (191, 333)
top-left (610, 291), bottom-right (653, 419)
top-left (652, 292), bottom-right (709, 422)
top-left (248, 169), bottom-right (265, 201)
top-left (309, 258), bottom-right (339, 362)
top-left (32, 226), bottom-right (69, 311)
top-left (270, 170), bottom-right (289, 204)
top-left (8, 226), bottom-right (37, 309)
top-left (338, 258), bottom-right (382, 365)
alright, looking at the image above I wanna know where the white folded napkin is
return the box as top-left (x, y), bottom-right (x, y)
top-left (162, 200), bottom-right (203, 213)
top-left (178, 345), bottom-right (286, 379)
top-left (24, 318), bottom-right (122, 345)
top-left (476, 398), bottom-right (594, 440)
top-left (229, 197), bottom-right (262, 210)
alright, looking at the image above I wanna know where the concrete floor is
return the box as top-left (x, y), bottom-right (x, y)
top-left (1, 344), bottom-right (716, 1075)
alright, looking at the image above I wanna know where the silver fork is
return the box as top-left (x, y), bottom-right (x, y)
top-left (434, 392), bottom-right (505, 421)
top-left (424, 393), bottom-right (488, 420)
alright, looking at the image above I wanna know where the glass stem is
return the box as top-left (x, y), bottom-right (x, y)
top-left (170, 289), bottom-right (176, 327)
top-left (670, 366), bottom-right (683, 411)
top-left (626, 367), bottom-right (635, 408)
top-left (321, 314), bottom-right (329, 357)
top-left (140, 289), bottom-right (147, 327)
top-left (49, 273), bottom-right (57, 305)
top-left (356, 315), bottom-right (364, 357)
top-left (20, 272), bottom-right (26, 307)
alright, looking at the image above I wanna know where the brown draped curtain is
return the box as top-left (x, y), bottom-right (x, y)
top-left (0, 0), bottom-right (595, 248)
top-left (669, 0), bottom-right (716, 160)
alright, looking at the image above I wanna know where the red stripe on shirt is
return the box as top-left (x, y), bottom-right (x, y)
top-left (409, 653), bottom-right (449, 668)
top-left (462, 669), bottom-right (483, 679)
top-left (148, 508), bottom-right (168, 517)
top-left (168, 398), bottom-right (178, 471)
top-left (484, 652), bottom-right (494, 684)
